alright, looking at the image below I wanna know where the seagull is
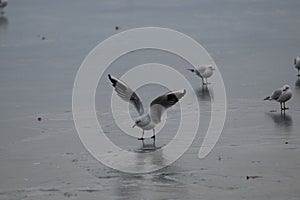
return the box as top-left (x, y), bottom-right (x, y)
top-left (0, 0), bottom-right (7, 14)
top-left (187, 65), bottom-right (215, 85)
top-left (294, 55), bottom-right (300, 76)
top-left (108, 74), bottom-right (186, 140)
top-left (264, 84), bottom-right (293, 111)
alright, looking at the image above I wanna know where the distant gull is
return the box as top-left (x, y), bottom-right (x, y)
top-left (108, 74), bottom-right (186, 140)
top-left (0, 0), bottom-right (7, 14)
top-left (294, 55), bottom-right (300, 76)
top-left (264, 84), bottom-right (293, 111)
top-left (187, 65), bottom-right (215, 85)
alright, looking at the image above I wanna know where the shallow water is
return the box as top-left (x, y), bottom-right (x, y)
top-left (1, 0), bottom-right (300, 199)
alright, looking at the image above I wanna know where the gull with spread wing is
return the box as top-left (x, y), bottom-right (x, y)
top-left (108, 74), bottom-right (186, 140)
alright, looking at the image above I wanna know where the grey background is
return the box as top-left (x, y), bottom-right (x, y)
top-left (0, 0), bottom-right (300, 199)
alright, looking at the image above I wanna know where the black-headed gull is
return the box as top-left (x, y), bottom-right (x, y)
top-left (264, 84), bottom-right (293, 111)
top-left (187, 65), bottom-right (215, 85)
top-left (108, 74), bottom-right (186, 140)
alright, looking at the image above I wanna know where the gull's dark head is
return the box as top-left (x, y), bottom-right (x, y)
top-left (132, 119), bottom-right (142, 128)
top-left (283, 84), bottom-right (290, 91)
top-left (208, 66), bottom-right (216, 70)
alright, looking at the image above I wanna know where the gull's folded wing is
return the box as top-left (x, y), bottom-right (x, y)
top-left (271, 88), bottom-right (283, 100)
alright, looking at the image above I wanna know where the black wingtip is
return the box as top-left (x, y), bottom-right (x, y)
top-left (187, 69), bottom-right (195, 72)
top-left (108, 74), bottom-right (117, 87)
top-left (167, 92), bottom-right (179, 103)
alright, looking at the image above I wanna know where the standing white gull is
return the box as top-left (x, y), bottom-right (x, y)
top-left (264, 84), bottom-right (293, 111)
top-left (294, 55), bottom-right (300, 76)
top-left (187, 65), bottom-right (215, 85)
top-left (108, 74), bottom-right (186, 140)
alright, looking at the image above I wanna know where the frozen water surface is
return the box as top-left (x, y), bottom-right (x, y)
top-left (1, 0), bottom-right (300, 199)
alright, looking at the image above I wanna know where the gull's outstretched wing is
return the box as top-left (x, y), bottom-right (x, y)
top-left (150, 89), bottom-right (186, 124)
top-left (108, 74), bottom-right (144, 115)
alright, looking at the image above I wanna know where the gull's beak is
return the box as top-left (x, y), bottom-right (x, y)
top-left (132, 124), bottom-right (136, 128)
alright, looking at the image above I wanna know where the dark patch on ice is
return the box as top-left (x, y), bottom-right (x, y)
top-left (246, 175), bottom-right (262, 180)
top-left (39, 188), bottom-right (60, 192)
top-left (251, 160), bottom-right (261, 163)
top-left (63, 192), bottom-right (77, 198)
top-left (77, 188), bottom-right (101, 193)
